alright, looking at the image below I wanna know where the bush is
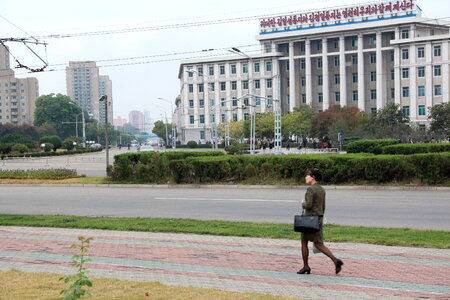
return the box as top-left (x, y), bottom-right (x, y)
top-left (346, 139), bottom-right (398, 154)
top-left (11, 144), bottom-right (29, 154)
top-left (62, 136), bottom-right (84, 150)
top-left (40, 135), bottom-right (62, 151)
top-left (382, 143), bottom-right (450, 155)
top-left (225, 142), bottom-right (246, 155)
top-left (43, 143), bottom-right (54, 152)
top-left (186, 141), bottom-right (198, 148)
top-left (0, 168), bottom-right (78, 179)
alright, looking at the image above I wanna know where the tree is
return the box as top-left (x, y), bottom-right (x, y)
top-left (33, 94), bottom-right (82, 139)
top-left (255, 112), bottom-right (275, 139)
top-left (282, 106), bottom-right (314, 138)
top-left (152, 120), bottom-right (172, 143)
top-left (370, 103), bottom-right (410, 140)
top-left (428, 102), bottom-right (450, 139)
top-left (311, 105), bottom-right (365, 138)
top-left (40, 135), bottom-right (62, 151)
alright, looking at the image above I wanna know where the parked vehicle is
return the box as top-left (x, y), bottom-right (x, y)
top-left (138, 145), bottom-right (155, 152)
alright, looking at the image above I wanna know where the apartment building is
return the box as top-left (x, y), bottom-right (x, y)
top-left (177, 0), bottom-right (450, 143)
top-left (0, 45), bottom-right (39, 125)
top-left (66, 61), bottom-right (113, 124)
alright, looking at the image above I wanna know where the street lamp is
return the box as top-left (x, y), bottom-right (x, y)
top-left (68, 101), bottom-right (86, 147)
top-left (229, 47), bottom-right (256, 155)
top-left (157, 97), bottom-right (176, 149)
top-left (99, 95), bottom-right (109, 167)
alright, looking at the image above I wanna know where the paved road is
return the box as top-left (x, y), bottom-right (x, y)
top-left (1, 185), bottom-right (449, 230)
top-left (1, 226), bottom-right (449, 299)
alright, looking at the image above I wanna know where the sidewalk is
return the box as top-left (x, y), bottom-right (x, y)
top-left (0, 226), bottom-right (449, 299)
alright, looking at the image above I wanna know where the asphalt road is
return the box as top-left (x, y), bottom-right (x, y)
top-left (0, 185), bottom-right (449, 230)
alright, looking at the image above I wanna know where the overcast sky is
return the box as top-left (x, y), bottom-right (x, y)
top-left (1, 0), bottom-right (448, 123)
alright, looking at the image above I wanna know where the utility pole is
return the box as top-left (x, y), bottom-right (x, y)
top-left (99, 95), bottom-right (109, 167)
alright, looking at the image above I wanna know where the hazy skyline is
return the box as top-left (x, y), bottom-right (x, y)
top-left (1, 0), bottom-right (448, 123)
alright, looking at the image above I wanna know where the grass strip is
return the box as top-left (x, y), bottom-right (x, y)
top-left (1, 214), bottom-right (448, 248)
top-left (0, 270), bottom-right (302, 300)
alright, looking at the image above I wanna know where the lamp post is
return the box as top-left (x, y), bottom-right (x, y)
top-left (68, 101), bottom-right (86, 147)
top-left (157, 97), bottom-right (176, 149)
top-left (99, 95), bottom-right (109, 167)
top-left (229, 47), bottom-right (256, 155)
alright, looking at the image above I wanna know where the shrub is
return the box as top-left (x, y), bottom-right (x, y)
top-left (382, 143), bottom-right (450, 155)
top-left (63, 136), bottom-right (84, 150)
top-left (43, 143), bottom-right (54, 152)
top-left (11, 143), bottom-right (29, 154)
top-left (346, 139), bottom-right (398, 154)
top-left (186, 141), bottom-right (198, 148)
top-left (40, 135), bottom-right (62, 151)
top-left (225, 142), bottom-right (246, 155)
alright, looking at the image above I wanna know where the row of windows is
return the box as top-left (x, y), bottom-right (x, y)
top-left (187, 95), bottom-right (272, 109)
top-left (401, 45), bottom-right (441, 60)
top-left (402, 105), bottom-right (427, 116)
top-left (402, 85), bottom-right (442, 97)
top-left (188, 79), bottom-right (273, 93)
top-left (188, 61), bottom-right (273, 77)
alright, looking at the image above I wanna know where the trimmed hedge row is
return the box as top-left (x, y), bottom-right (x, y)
top-left (108, 151), bottom-right (450, 185)
top-left (346, 139), bottom-right (398, 154)
top-left (0, 168), bottom-right (78, 179)
top-left (1, 148), bottom-right (102, 158)
top-left (381, 143), bottom-right (450, 155)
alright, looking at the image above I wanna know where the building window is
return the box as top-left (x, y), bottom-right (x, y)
top-left (197, 67), bottom-right (203, 76)
top-left (266, 78), bottom-right (272, 88)
top-left (221, 98), bottom-right (225, 106)
top-left (208, 82), bottom-right (215, 92)
top-left (317, 75), bottom-right (323, 86)
top-left (254, 62), bottom-right (260, 72)
top-left (208, 66), bottom-right (214, 76)
top-left (210, 114), bottom-right (215, 123)
top-left (209, 99), bottom-right (215, 106)
top-left (352, 90), bottom-right (358, 101)
top-left (302, 94), bottom-right (306, 103)
top-left (370, 53), bottom-right (376, 64)
top-left (300, 42), bottom-right (305, 52)
top-left (417, 67), bottom-right (425, 78)
top-left (369, 35), bottom-right (376, 46)
top-left (401, 48), bottom-right (409, 60)
top-left (352, 73), bottom-right (358, 83)
top-left (301, 77), bottom-right (306, 86)
top-left (198, 84), bottom-right (204, 93)
top-left (318, 93), bottom-right (323, 103)
top-left (317, 58), bottom-right (322, 69)
top-left (333, 40), bottom-right (338, 49)
top-left (434, 65), bottom-right (441, 76)
top-left (418, 105), bottom-right (426, 116)
top-left (334, 74), bottom-right (340, 84)
top-left (188, 84), bottom-right (194, 93)
top-left (267, 95), bottom-right (273, 105)
top-left (402, 68), bottom-right (409, 79)
top-left (187, 67), bottom-right (193, 77)
top-left (231, 81), bottom-right (237, 90)
top-left (370, 71), bottom-right (376, 82)
top-left (230, 64), bottom-right (237, 74)
top-left (244, 98), bottom-right (249, 105)
top-left (232, 113), bottom-right (238, 122)
top-left (200, 131), bottom-right (205, 140)
top-left (402, 106), bottom-right (410, 116)
top-left (232, 98), bottom-right (237, 107)
top-left (417, 47), bottom-right (425, 58)
top-left (199, 99), bottom-right (204, 108)
top-left (189, 115), bottom-right (195, 124)
top-left (266, 61), bottom-right (272, 72)
top-left (434, 45), bottom-right (441, 57)
top-left (391, 69), bottom-right (395, 80)
top-left (189, 99), bottom-right (194, 108)
top-left (199, 114), bottom-right (205, 124)
top-left (418, 86), bottom-right (425, 97)
top-left (335, 92), bottom-right (340, 102)
top-left (264, 43), bottom-right (271, 53)
top-left (244, 113), bottom-right (249, 120)
top-left (351, 38), bottom-right (357, 48)
top-left (220, 82), bottom-right (226, 91)
top-left (243, 80), bottom-right (249, 90)
top-left (317, 42), bottom-right (322, 51)
top-left (254, 80), bottom-right (260, 89)
top-left (300, 59), bottom-right (305, 69)
top-left (221, 113), bottom-right (226, 122)
top-left (242, 63), bottom-right (248, 74)
top-left (402, 86), bottom-right (410, 97)
top-left (391, 88), bottom-right (395, 99)
top-left (255, 97), bottom-right (261, 106)
top-left (351, 55), bottom-right (357, 65)
top-left (434, 85), bottom-right (442, 96)
top-left (370, 89), bottom-right (377, 100)
top-left (334, 56), bottom-right (340, 67)
top-left (401, 29), bottom-right (409, 39)
top-left (219, 65), bottom-right (225, 75)
top-left (286, 61), bottom-right (290, 71)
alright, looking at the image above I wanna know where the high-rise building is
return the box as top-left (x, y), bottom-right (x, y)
top-left (177, 0), bottom-right (450, 143)
top-left (66, 61), bottom-right (113, 124)
top-left (129, 110), bottom-right (145, 132)
top-left (0, 45), bottom-right (39, 125)
top-left (113, 116), bottom-right (127, 128)
top-left (143, 109), bottom-right (153, 133)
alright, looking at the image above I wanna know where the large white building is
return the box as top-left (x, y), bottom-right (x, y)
top-left (177, 0), bottom-right (449, 143)
top-left (0, 45), bottom-right (39, 126)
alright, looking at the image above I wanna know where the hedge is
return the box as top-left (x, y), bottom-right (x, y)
top-left (108, 151), bottom-right (450, 185)
top-left (1, 147), bottom-right (102, 158)
top-left (381, 143), bottom-right (450, 155)
top-left (346, 139), bottom-right (398, 154)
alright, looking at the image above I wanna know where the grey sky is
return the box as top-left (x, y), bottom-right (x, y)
top-left (1, 0), bottom-right (447, 123)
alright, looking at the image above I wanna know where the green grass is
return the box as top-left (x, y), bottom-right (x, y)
top-left (1, 214), bottom-right (448, 248)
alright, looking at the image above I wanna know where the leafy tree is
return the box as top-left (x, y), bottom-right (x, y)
top-left (370, 103), bottom-right (410, 140)
top-left (62, 136), bottom-right (83, 150)
top-left (33, 94), bottom-right (82, 139)
top-left (428, 102), bottom-right (450, 138)
top-left (255, 112), bottom-right (275, 139)
top-left (40, 135), bottom-right (62, 151)
top-left (311, 105), bottom-right (365, 138)
top-left (282, 106), bottom-right (314, 138)
top-left (152, 120), bottom-right (172, 143)
top-left (0, 133), bottom-right (34, 145)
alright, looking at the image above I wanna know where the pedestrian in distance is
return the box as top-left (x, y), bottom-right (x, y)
top-left (298, 168), bottom-right (344, 275)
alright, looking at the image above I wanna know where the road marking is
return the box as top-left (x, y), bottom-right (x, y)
top-left (154, 197), bottom-right (297, 203)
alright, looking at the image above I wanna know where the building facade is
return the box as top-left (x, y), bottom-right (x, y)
top-left (0, 45), bottom-right (39, 125)
top-left (66, 61), bottom-right (113, 124)
top-left (177, 0), bottom-right (450, 143)
top-left (128, 110), bottom-right (145, 132)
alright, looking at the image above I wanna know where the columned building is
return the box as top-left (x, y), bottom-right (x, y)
top-left (177, 0), bottom-right (449, 143)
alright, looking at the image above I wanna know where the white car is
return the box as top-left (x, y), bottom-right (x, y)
top-left (138, 145), bottom-right (155, 152)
